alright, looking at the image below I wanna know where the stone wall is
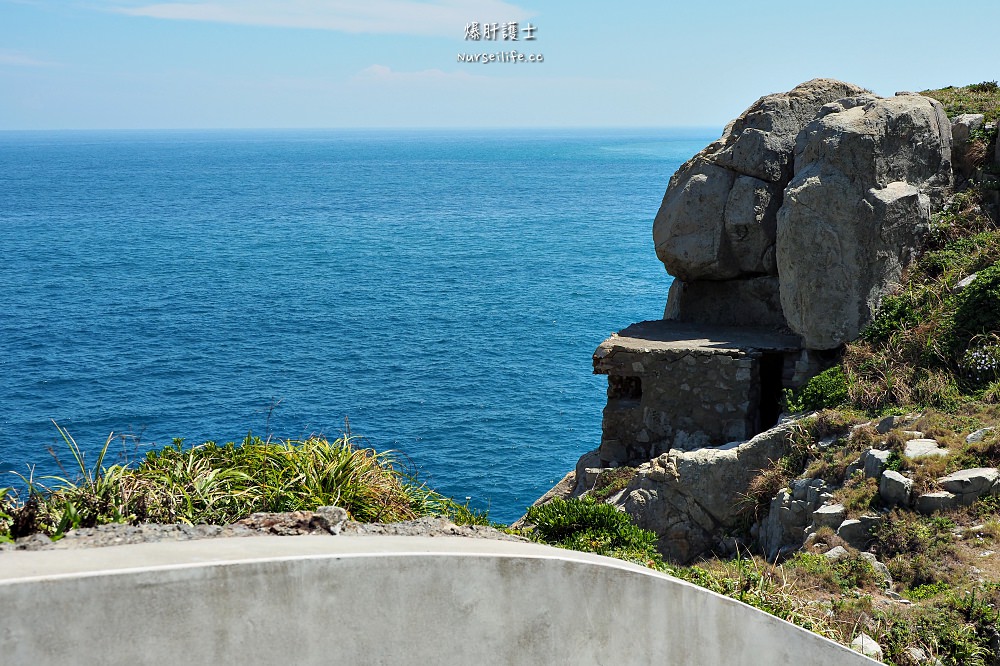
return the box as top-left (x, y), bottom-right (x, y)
top-left (593, 320), bottom-right (801, 465)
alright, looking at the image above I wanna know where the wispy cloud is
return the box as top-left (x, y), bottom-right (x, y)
top-left (353, 64), bottom-right (482, 83)
top-left (106, 0), bottom-right (532, 36)
top-left (0, 50), bottom-right (60, 67)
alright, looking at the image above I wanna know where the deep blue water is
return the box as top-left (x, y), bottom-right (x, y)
top-left (0, 128), bottom-right (711, 523)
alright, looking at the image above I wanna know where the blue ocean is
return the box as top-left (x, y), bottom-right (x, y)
top-left (0, 128), bottom-right (712, 523)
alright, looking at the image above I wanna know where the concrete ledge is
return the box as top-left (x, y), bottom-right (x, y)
top-left (597, 319), bottom-right (802, 355)
top-left (0, 536), bottom-right (878, 665)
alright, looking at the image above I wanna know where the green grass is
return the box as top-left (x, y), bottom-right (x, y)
top-left (2, 425), bottom-right (468, 540)
top-left (923, 81), bottom-right (1000, 123)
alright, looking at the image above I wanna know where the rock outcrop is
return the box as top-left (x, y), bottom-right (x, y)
top-left (654, 79), bottom-right (869, 329)
top-left (778, 92), bottom-right (953, 348)
top-left (610, 422), bottom-right (795, 563)
top-left (654, 79), bottom-right (953, 347)
top-left (539, 79), bottom-right (959, 565)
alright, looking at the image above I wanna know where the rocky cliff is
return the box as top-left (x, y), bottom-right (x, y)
top-left (536, 79), bottom-right (975, 564)
top-left (656, 78), bottom-right (953, 348)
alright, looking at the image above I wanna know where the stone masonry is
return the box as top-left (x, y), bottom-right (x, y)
top-left (593, 320), bottom-right (802, 465)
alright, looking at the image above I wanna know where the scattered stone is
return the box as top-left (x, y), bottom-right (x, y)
top-left (952, 114), bottom-right (987, 179)
top-left (901, 431), bottom-right (925, 439)
top-left (837, 518), bottom-right (874, 550)
top-left (844, 456), bottom-right (864, 480)
top-left (905, 438), bottom-right (948, 459)
top-left (875, 415), bottom-right (917, 434)
top-left (916, 491), bottom-right (959, 515)
top-left (340, 516), bottom-right (526, 542)
top-left (879, 470), bottom-right (913, 507)
top-left (237, 506), bottom-right (348, 535)
top-left (851, 633), bottom-right (884, 660)
top-left (859, 552), bottom-right (892, 589)
top-left (811, 503), bottom-right (847, 529)
top-left (937, 468), bottom-right (999, 504)
top-left (951, 113), bottom-right (986, 147)
top-left (14, 533), bottom-right (53, 550)
top-left (980, 550), bottom-right (995, 558)
top-left (954, 273), bottom-right (979, 293)
top-left (967, 427), bottom-right (996, 444)
top-left (823, 545), bottom-right (850, 562)
top-left (862, 449), bottom-right (892, 479)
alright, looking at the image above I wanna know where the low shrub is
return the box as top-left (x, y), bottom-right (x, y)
top-left (784, 366), bottom-right (849, 414)
top-left (525, 497), bottom-right (664, 569)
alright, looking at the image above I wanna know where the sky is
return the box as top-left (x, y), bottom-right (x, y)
top-left (2, 0), bottom-right (999, 129)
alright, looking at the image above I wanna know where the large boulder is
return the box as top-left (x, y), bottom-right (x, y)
top-left (653, 79), bottom-right (869, 282)
top-left (613, 421), bottom-right (795, 563)
top-left (777, 93), bottom-right (953, 348)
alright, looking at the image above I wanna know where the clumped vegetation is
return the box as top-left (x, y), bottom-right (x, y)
top-left (842, 186), bottom-right (1000, 413)
top-left (524, 497), bottom-right (663, 568)
top-left (924, 81), bottom-right (1000, 124)
top-left (1, 425), bottom-right (469, 542)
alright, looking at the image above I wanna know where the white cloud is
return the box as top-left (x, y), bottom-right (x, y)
top-left (353, 64), bottom-right (481, 83)
top-left (0, 51), bottom-right (59, 67)
top-left (107, 0), bottom-right (532, 36)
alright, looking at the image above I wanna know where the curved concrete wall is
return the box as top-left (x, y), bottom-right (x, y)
top-left (0, 536), bottom-right (878, 665)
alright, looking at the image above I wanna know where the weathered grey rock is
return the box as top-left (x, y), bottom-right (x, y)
top-left (844, 457), bottom-right (864, 481)
top-left (967, 427), bottom-right (996, 444)
top-left (996, 122), bottom-right (1000, 166)
top-left (905, 438), bottom-right (949, 459)
top-left (953, 113), bottom-right (987, 179)
top-left (616, 421), bottom-right (797, 563)
top-left (954, 272), bottom-right (979, 293)
top-left (859, 551), bottom-right (893, 588)
top-left (237, 506), bottom-right (348, 535)
top-left (851, 633), bottom-right (884, 660)
top-left (863, 449), bottom-right (892, 479)
top-left (824, 545), bottom-right (850, 561)
top-left (837, 518), bottom-right (875, 550)
top-left (952, 113), bottom-right (985, 147)
top-left (759, 478), bottom-right (835, 560)
top-left (874, 413), bottom-right (920, 434)
top-left (859, 514), bottom-right (884, 533)
top-left (724, 175), bottom-right (782, 275)
top-left (777, 93), bottom-right (953, 349)
top-left (654, 79), bottom-right (868, 281)
top-left (811, 503), bottom-right (847, 529)
top-left (880, 470), bottom-right (913, 507)
top-left (655, 161), bottom-right (738, 280)
top-left (916, 491), bottom-right (959, 514)
top-left (663, 277), bottom-right (787, 329)
top-left (938, 468), bottom-right (1000, 504)
top-left (875, 415), bottom-right (900, 434)
top-left (904, 646), bottom-right (943, 666)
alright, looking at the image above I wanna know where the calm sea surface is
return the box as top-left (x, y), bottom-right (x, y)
top-left (0, 128), bottom-right (711, 523)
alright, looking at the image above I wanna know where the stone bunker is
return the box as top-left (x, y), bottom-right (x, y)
top-left (589, 77), bottom-right (953, 471)
top-left (594, 320), bottom-right (811, 464)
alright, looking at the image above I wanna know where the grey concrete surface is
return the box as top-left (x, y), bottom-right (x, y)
top-left (602, 319), bottom-right (802, 354)
top-left (0, 536), bottom-right (879, 665)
